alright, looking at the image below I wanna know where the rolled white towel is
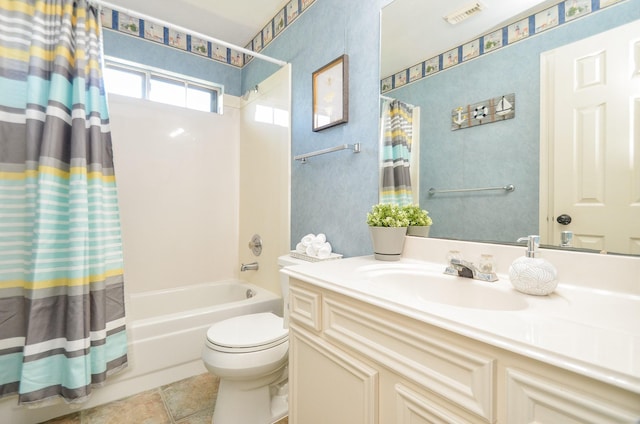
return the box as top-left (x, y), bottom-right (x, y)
top-left (295, 242), bottom-right (306, 254)
top-left (317, 242), bottom-right (332, 259)
top-left (301, 233), bottom-right (315, 247)
top-left (305, 244), bottom-right (317, 257)
top-left (311, 239), bottom-right (324, 252)
top-left (311, 233), bottom-right (327, 252)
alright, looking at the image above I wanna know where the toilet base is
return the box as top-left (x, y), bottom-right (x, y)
top-left (212, 370), bottom-right (288, 424)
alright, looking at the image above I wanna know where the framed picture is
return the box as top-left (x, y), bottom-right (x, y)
top-left (312, 55), bottom-right (348, 131)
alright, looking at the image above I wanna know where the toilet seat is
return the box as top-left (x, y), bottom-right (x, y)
top-left (206, 312), bottom-right (288, 353)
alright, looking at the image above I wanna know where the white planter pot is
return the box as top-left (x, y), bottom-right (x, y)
top-left (407, 225), bottom-right (430, 237)
top-left (369, 226), bottom-right (407, 261)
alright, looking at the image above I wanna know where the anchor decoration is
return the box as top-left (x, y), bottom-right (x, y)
top-left (451, 93), bottom-right (515, 131)
top-left (452, 106), bottom-right (467, 126)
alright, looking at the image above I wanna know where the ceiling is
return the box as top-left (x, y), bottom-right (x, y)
top-left (103, 0), bottom-right (556, 77)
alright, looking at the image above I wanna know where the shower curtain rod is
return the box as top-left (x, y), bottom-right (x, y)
top-left (92, 0), bottom-right (288, 67)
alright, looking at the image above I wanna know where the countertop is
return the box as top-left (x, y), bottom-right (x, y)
top-left (283, 255), bottom-right (640, 394)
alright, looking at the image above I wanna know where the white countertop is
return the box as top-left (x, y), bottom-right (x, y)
top-left (283, 254), bottom-right (640, 394)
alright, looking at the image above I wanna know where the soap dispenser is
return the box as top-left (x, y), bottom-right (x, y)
top-left (508, 235), bottom-right (558, 295)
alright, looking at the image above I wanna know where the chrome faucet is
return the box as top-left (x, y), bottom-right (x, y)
top-left (444, 257), bottom-right (498, 282)
top-left (240, 262), bottom-right (259, 271)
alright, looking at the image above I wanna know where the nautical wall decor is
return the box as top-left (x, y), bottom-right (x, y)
top-left (451, 93), bottom-right (515, 131)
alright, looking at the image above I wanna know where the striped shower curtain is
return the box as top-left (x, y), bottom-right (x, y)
top-left (380, 99), bottom-right (413, 205)
top-left (0, 0), bottom-right (127, 405)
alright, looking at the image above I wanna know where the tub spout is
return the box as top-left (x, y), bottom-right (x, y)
top-left (240, 262), bottom-right (259, 271)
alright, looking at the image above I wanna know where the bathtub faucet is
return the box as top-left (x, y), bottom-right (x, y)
top-left (240, 262), bottom-right (259, 272)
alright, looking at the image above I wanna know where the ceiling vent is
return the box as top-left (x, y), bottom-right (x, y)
top-left (443, 1), bottom-right (485, 25)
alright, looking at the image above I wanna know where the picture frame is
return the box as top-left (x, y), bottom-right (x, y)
top-left (312, 54), bottom-right (348, 131)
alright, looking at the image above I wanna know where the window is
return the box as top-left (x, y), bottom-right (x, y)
top-left (103, 67), bottom-right (144, 98)
top-left (149, 76), bottom-right (185, 108)
top-left (187, 86), bottom-right (216, 113)
top-left (103, 58), bottom-right (222, 114)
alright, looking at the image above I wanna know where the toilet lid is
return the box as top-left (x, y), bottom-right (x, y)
top-left (206, 312), bottom-right (288, 352)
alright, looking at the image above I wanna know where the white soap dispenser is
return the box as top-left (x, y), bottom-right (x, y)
top-left (508, 235), bottom-right (558, 295)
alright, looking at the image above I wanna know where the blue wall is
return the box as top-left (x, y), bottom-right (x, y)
top-left (245, 0), bottom-right (383, 257)
top-left (390, 0), bottom-right (640, 244)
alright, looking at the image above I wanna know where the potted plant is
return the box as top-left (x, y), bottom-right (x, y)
top-left (403, 204), bottom-right (433, 237)
top-left (366, 203), bottom-right (409, 261)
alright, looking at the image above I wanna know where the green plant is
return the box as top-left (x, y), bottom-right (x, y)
top-left (403, 204), bottom-right (433, 226)
top-left (366, 203), bottom-right (409, 227)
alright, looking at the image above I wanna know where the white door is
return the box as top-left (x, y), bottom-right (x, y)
top-left (540, 20), bottom-right (640, 255)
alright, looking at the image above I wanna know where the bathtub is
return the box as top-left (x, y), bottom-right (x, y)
top-left (123, 280), bottom-right (283, 383)
top-left (0, 280), bottom-right (283, 424)
top-left (127, 280), bottom-right (282, 340)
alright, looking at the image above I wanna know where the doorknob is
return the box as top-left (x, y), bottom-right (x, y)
top-left (556, 214), bottom-right (572, 225)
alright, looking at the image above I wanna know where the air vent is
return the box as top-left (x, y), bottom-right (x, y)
top-left (443, 1), bottom-right (484, 25)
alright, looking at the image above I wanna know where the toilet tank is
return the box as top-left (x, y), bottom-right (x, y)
top-left (278, 254), bottom-right (310, 328)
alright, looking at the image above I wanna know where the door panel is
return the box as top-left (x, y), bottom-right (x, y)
top-left (541, 20), bottom-right (640, 254)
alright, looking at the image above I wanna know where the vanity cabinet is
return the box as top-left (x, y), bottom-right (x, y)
top-left (288, 278), bottom-right (640, 424)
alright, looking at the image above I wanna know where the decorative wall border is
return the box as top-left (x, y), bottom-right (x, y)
top-left (100, 0), bottom-right (316, 69)
top-left (381, 0), bottom-right (628, 93)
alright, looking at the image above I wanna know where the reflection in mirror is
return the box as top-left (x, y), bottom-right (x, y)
top-left (380, 0), bottom-right (640, 256)
top-left (379, 98), bottom-right (420, 206)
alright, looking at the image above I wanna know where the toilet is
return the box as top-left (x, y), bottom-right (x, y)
top-left (201, 254), bottom-right (306, 424)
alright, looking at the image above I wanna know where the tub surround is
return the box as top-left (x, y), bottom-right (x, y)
top-left (284, 236), bottom-right (640, 422)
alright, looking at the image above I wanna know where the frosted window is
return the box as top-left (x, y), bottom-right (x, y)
top-left (149, 77), bottom-right (186, 108)
top-left (104, 67), bottom-right (144, 98)
top-left (104, 60), bottom-right (221, 114)
top-left (187, 86), bottom-right (214, 112)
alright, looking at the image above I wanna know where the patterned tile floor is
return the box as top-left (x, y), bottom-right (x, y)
top-left (40, 373), bottom-right (288, 424)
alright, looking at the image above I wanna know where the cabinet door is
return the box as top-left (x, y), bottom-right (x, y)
top-left (506, 368), bottom-right (640, 423)
top-left (289, 325), bottom-right (379, 424)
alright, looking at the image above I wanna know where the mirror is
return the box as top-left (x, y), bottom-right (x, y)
top-left (380, 0), bottom-right (640, 256)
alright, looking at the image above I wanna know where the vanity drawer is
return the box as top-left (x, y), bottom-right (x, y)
top-left (289, 282), bottom-right (322, 332)
top-left (322, 294), bottom-right (496, 423)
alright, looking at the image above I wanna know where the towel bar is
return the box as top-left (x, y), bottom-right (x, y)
top-left (428, 184), bottom-right (515, 195)
top-left (294, 143), bottom-right (360, 163)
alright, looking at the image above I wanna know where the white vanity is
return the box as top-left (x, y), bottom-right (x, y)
top-left (282, 237), bottom-right (640, 423)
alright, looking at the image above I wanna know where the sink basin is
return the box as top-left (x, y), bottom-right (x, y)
top-left (356, 263), bottom-right (528, 311)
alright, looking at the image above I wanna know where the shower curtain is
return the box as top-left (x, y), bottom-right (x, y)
top-left (380, 99), bottom-right (413, 206)
top-left (0, 0), bottom-right (127, 405)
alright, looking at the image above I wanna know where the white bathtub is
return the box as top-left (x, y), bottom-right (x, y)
top-left (124, 280), bottom-right (282, 382)
top-left (127, 280), bottom-right (282, 340)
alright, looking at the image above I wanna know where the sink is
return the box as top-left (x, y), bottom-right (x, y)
top-left (356, 263), bottom-right (528, 311)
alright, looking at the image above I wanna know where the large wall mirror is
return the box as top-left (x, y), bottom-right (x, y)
top-left (380, 0), bottom-right (640, 256)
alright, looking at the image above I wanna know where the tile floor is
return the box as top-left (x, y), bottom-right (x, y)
top-left (40, 373), bottom-right (288, 424)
